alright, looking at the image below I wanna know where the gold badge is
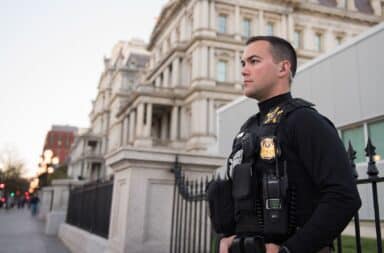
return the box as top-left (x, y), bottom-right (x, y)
top-left (264, 106), bottom-right (284, 124)
top-left (260, 137), bottom-right (276, 160)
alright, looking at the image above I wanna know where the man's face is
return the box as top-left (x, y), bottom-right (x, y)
top-left (241, 40), bottom-right (280, 101)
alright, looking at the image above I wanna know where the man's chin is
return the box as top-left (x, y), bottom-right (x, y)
top-left (243, 90), bottom-right (259, 100)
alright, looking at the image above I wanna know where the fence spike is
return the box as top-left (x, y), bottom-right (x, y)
top-left (347, 141), bottom-right (358, 179)
top-left (365, 138), bottom-right (379, 177)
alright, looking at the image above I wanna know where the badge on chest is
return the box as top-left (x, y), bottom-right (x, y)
top-left (260, 137), bottom-right (276, 160)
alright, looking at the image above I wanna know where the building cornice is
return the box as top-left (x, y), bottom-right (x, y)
top-left (296, 2), bottom-right (383, 24)
top-left (148, 0), bottom-right (382, 50)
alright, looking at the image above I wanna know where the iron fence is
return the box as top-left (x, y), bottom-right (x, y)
top-left (170, 137), bottom-right (384, 253)
top-left (66, 179), bottom-right (113, 239)
top-left (335, 138), bottom-right (384, 253)
top-left (170, 157), bottom-right (218, 253)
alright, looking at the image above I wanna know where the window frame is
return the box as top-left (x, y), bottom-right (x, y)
top-left (217, 14), bottom-right (228, 34)
top-left (216, 60), bottom-right (228, 82)
top-left (340, 117), bottom-right (384, 163)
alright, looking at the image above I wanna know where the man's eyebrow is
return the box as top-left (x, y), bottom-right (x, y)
top-left (241, 54), bottom-right (262, 62)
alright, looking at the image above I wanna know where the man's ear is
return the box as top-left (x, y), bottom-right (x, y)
top-left (278, 61), bottom-right (291, 78)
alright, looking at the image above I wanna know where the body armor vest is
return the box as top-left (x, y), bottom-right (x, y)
top-left (227, 98), bottom-right (315, 240)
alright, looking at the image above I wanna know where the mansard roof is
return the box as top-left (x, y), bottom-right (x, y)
top-left (148, 0), bottom-right (181, 49)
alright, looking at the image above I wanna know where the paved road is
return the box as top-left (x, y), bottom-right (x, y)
top-left (0, 208), bottom-right (70, 253)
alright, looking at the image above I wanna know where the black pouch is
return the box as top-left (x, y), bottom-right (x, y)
top-left (232, 162), bottom-right (253, 200)
top-left (207, 179), bottom-right (235, 235)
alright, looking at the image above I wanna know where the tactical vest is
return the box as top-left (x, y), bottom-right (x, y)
top-left (227, 98), bottom-right (315, 241)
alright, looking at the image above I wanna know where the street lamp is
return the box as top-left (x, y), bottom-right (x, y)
top-left (38, 149), bottom-right (59, 187)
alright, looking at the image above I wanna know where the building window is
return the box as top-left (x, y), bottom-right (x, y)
top-left (243, 18), bottom-right (252, 38)
top-left (339, 0), bottom-right (347, 8)
top-left (266, 22), bottom-right (274, 35)
top-left (293, 30), bottom-right (302, 49)
top-left (218, 14), bottom-right (227, 34)
top-left (314, 33), bottom-right (323, 52)
top-left (336, 35), bottom-right (344, 45)
top-left (341, 126), bottom-right (365, 163)
top-left (216, 60), bottom-right (228, 82)
top-left (368, 120), bottom-right (384, 160)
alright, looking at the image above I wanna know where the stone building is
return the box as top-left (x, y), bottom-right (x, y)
top-left (68, 39), bottom-right (150, 180)
top-left (68, 0), bottom-right (382, 181)
top-left (114, 0), bottom-right (383, 155)
top-left (60, 1), bottom-right (383, 253)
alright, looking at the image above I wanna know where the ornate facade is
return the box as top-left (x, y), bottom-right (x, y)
top-left (68, 0), bottom-right (383, 180)
top-left (116, 0), bottom-right (383, 151)
top-left (68, 39), bottom-right (150, 179)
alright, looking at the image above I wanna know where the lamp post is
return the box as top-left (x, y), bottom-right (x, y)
top-left (38, 149), bottom-right (59, 187)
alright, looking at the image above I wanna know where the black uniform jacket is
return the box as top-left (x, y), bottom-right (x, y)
top-left (254, 92), bottom-right (361, 253)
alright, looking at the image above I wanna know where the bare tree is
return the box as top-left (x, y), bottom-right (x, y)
top-left (0, 146), bottom-right (26, 179)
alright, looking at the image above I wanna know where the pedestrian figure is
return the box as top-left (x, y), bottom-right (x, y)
top-left (30, 194), bottom-right (40, 216)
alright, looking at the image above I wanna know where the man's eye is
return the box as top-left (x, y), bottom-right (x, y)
top-left (250, 59), bottom-right (259, 64)
top-left (240, 61), bottom-right (245, 67)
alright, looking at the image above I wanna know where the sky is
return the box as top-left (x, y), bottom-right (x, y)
top-left (0, 0), bottom-right (167, 177)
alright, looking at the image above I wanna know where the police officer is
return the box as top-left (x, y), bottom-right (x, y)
top-left (218, 36), bottom-right (361, 253)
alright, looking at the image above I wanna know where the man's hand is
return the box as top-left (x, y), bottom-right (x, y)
top-left (265, 243), bottom-right (280, 253)
top-left (219, 235), bottom-right (236, 253)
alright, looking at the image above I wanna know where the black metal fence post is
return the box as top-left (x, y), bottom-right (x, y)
top-left (365, 138), bottom-right (382, 253)
top-left (348, 142), bottom-right (362, 253)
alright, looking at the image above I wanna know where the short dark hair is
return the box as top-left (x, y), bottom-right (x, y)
top-left (246, 36), bottom-right (297, 78)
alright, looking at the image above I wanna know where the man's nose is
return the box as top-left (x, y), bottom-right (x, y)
top-left (241, 66), bottom-right (249, 77)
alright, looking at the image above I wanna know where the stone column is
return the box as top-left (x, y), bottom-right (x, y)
top-left (170, 106), bottom-right (179, 141)
top-left (200, 46), bottom-right (208, 78)
top-left (209, 47), bottom-right (215, 80)
top-left (201, 0), bottom-right (209, 29)
top-left (281, 15), bottom-right (288, 38)
top-left (125, 115), bottom-right (130, 145)
top-left (234, 5), bottom-right (241, 40)
top-left (209, 0), bottom-right (216, 31)
top-left (129, 110), bottom-right (136, 143)
top-left (324, 30), bottom-right (333, 52)
top-left (136, 104), bottom-right (144, 138)
top-left (179, 107), bottom-right (188, 139)
top-left (105, 149), bottom-right (225, 253)
top-left (347, 0), bottom-right (357, 11)
top-left (160, 113), bottom-right (169, 140)
top-left (235, 50), bottom-right (241, 84)
top-left (193, 0), bottom-right (200, 33)
top-left (46, 179), bottom-right (83, 235)
top-left (258, 10), bottom-right (264, 34)
top-left (191, 50), bottom-right (198, 81)
top-left (303, 26), bottom-right (311, 51)
top-left (155, 76), bottom-right (161, 87)
top-left (287, 14), bottom-right (294, 42)
top-left (144, 103), bottom-right (152, 138)
top-left (371, 0), bottom-right (382, 16)
top-left (192, 99), bottom-right (208, 135)
top-left (163, 67), bottom-right (169, 88)
top-left (208, 99), bottom-right (216, 135)
top-left (172, 58), bottom-right (180, 87)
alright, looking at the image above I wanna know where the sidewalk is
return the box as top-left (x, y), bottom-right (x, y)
top-left (0, 207), bottom-right (70, 253)
top-left (343, 221), bottom-right (384, 239)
